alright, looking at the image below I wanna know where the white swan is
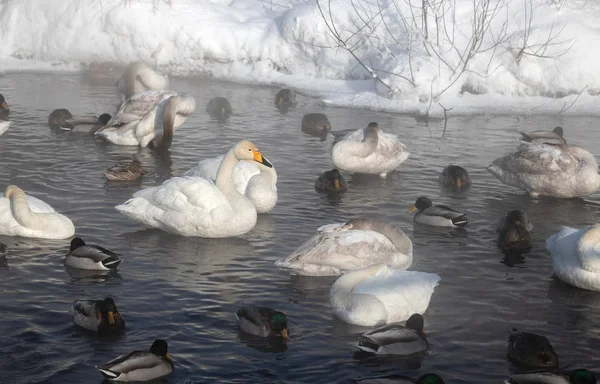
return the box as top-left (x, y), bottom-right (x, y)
top-left (95, 90), bottom-right (196, 149)
top-left (275, 218), bottom-right (413, 276)
top-left (546, 224), bottom-right (600, 291)
top-left (0, 120), bottom-right (10, 136)
top-left (331, 122), bottom-right (409, 178)
top-left (330, 264), bottom-right (440, 326)
top-left (116, 61), bottom-right (169, 103)
top-left (184, 154), bottom-right (277, 213)
top-left (115, 140), bottom-right (272, 237)
top-left (0, 185), bottom-right (75, 239)
top-left (487, 142), bottom-right (600, 198)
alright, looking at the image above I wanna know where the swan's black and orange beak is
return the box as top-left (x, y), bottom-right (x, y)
top-left (1, 102), bottom-right (7, 111)
top-left (407, 205), bottom-right (417, 214)
top-left (253, 151), bottom-right (273, 168)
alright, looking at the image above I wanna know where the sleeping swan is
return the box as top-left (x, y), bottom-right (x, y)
top-left (184, 154), bottom-right (277, 213)
top-left (487, 142), bottom-right (600, 198)
top-left (116, 61), bottom-right (169, 103)
top-left (275, 218), bottom-right (413, 276)
top-left (331, 122), bottom-right (409, 178)
top-left (115, 140), bottom-right (272, 237)
top-left (95, 90), bottom-right (196, 149)
top-left (546, 224), bottom-right (600, 291)
top-left (0, 185), bottom-right (75, 239)
top-left (330, 264), bottom-right (440, 326)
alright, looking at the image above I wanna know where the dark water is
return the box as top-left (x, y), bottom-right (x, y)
top-left (1, 72), bottom-right (600, 384)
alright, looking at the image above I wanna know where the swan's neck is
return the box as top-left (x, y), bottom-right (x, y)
top-left (352, 129), bottom-right (378, 157)
top-left (369, 222), bottom-right (413, 256)
top-left (577, 224), bottom-right (600, 273)
top-left (8, 190), bottom-right (53, 230)
top-left (216, 148), bottom-right (243, 197)
top-left (258, 163), bottom-right (278, 185)
top-left (152, 97), bottom-right (177, 149)
top-left (331, 264), bottom-right (386, 295)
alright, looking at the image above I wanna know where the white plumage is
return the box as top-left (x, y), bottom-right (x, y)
top-left (185, 154), bottom-right (278, 213)
top-left (330, 264), bottom-right (440, 326)
top-left (546, 224), bottom-right (600, 292)
top-left (0, 121), bottom-right (10, 136)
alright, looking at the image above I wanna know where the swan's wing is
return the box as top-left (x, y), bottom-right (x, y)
top-left (0, 121), bottom-right (11, 136)
top-left (184, 156), bottom-right (259, 195)
top-left (184, 155), bottom-right (225, 179)
top-left (25, 195), bottom-right (57, 214)
top-left (102, 90), bottom-right (175, 128)
top-left (492, 143), bottom-right (578, 175)
top-left (354, 268), bottom-right (441, 323)
top-left (377, 132), bottom-right (407, 153)
top-left (340, 128), bottom-right (366, 142)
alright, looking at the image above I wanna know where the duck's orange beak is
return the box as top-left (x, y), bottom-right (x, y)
top-left (166, 353), bottom-right (172, 361)
top-left (107, 311), bottom-right (115, 325)
top-left (334, 179), bottom-right (341, 190)
top-left (456, 179), bottom-right (462, 189)
top-left (1, 102), bottom-right (7, 110)
top-left (281, 328), bottom-right (289, 339)
top-left (220, 107), bottom-right (225, 116)
top-left (407, 206), bottom-right (417, 214)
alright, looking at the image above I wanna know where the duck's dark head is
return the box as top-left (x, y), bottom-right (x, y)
top-left (408, 196), bottom-right (433, 214)
top-left (406, 313), bottom-right (426, 336)
top-left (442, 165), bottom-right (471, 189)
top-left (101, 297), bottom-right (121, 325)
top-left (569, 369), bottom-right (596, 384)
top-left (0, 94), bottom-right (8, 112)
top-left (150, 339), bottom-right (171, 360)
top-left (275, 89), bottom-right (296, 108)
top-left (69, 237), bottom-right (86, 251)
top-left (98, 113), bottom-right (112, 125)
top-left (48, 109), bottom-right (73, 128)
top-left (269, 312), bottom-right (289, 340)
top-left (324, 169), bottom-right (347, 192)
top-left (553, 126), bottom-right (564, 136)
top-left (417, 373), bottom-right (445, 384)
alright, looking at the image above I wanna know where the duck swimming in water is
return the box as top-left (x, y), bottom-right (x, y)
top-left (206, 97), bottom-right (232, 119)
top-left (520, 126), bottom-right (566, 145)
top-left (408, 197), bottom-right (468, 227)
top-left (236, 305), bottom-right (289, 339)
top-left (439, 165), bottom-right (471, 190)
top-left (506, 328), bottom-right (559, 368)
top-left (72, 297), bottom-right (125, 333)
top-left (315, 169), bottom-right (348, 193)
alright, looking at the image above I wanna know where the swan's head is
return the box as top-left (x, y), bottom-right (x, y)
top-left (363, 122), bottom-right (380, 146)
top-left (441, 165), bottom-right (471, 190)
top-left (318, 169), bottom-right (347, 193)
top-left (268, 311), bottom-right (289, 339)
top-left (0, 94), bottom-right (8, 112)
top-left (69, 237), bottom-right (86, 252)
top-left (4, 185), bottom-right (24, 199)
top-left (417, 374), bottom-right (445, 384)
top-left (406, 313), bottom-right (426, 336)
top-left (408, 196), bottom-right (433, 214)
top-left (553, 126), bottom-right (564, 137)
top-left (48, 109), bottom-right (73, 128)
top-left (149, 339), bottom-right (171, 361)
top-left (98, 113), bottom-right (112, 126)
top-left (234, 141), bottom-right (273, 168)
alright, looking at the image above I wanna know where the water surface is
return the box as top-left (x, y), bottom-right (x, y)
top-left (1, 73), bottom-right (600, 384)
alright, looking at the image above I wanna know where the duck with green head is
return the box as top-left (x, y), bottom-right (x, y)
top-left (408, 197), bottom-right (468, 227)
top-left (274, 89), bottom-right (297, 110)
top-left (358, 313), bottom-right (428, 355)
top-left (236, 305), bottom-right (289, 339)
top-left (206, 97), bottom-right (232, 120)
top-left (72, 297), bottom-right (125, 333)
top-left (506, 369), bottom-right (596, 384)
top-left (315, 169), bottom-right (348, 193)
top-left (355, 373), bottom-right (445, 384)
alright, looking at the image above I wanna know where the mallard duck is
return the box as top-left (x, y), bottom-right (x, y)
top-left (276, 218), bottom-right (413, 276)
top-left (0, 185), bottom-right (75, 239)
top-left (546, 224), bottom-right (600, 291)
top-left (184, 151), bottom-right (277, 214)
top-left (487, 142), bottom-right (600, 198)
top-left (330, 264), bottom-right (440, 326)
top-left (407, 197), bottom-right (468, 227)
top-left (236, 305), bottom-right (289, 339)
top-left (302, 113), bottom-right (331, 138)
top-left (60, 113), bottom-right (112, 133)
top-left (96, 339), bottom-right (174, 382)
top-left (506, 369), bottom-right (596, 384)
top-left (357, 313), bottom-right (428, 355)
top-left (315, 169), bottom-right (348, 193)
top-left (105, 160), bottom-right (145, 181)
top-left (73, 297), bottom-right (125, 333)
top-left (332, 122), bottom-right (410, 178)
top-left (520, 126), bottom-right (566, 145)
top-left (95, 90), bottom-right (196, 149)
top-left (355, 373), bottom-right (445, 384)
top-left (0, 94), bottom-right (9, 119)
top-left (507, 329), bottom-right (558, 368)
top-left (274, 89), bottom-right (297, 109)
top-left (116, 141), bottom-right (272, 237)
top-left (496, 210), bottom-right (533, 253)
top-left (48, 109), bottom-right (73, 128)
top-left (116, 61), bottom-right (170, 103)
top-left (64, 237), bottom-right (122, 270)
top-left (206, 97), bottom-right (232, 119)
top-left (439, 165), bottom-right (471, 190)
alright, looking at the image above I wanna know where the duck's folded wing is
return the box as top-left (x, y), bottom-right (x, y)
top-left (64, 116), bottom-right (101, 126)
top-left (97, 351), bottom-right (158, 373)
top-left (424, 205), bottom-right (464, 220)
top-left (236, 305), bottom-right (264, 326)
top-left (68, 246), bottom-right (111, 263)
top-left (492, 143), bottom-right (576, 175)
top-left (505, 372), bottom-right (568, 384)
top-left (360, 324), bottom-right (419, 345)
top-left (73, 300), bottom-right (97, 317)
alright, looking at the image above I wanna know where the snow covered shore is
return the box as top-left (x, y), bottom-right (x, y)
top-left (0, 0), bottom-right (598, 116)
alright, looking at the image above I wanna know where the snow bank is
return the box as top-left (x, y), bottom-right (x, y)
top-left (0, 0), bottom-right (599, 116)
